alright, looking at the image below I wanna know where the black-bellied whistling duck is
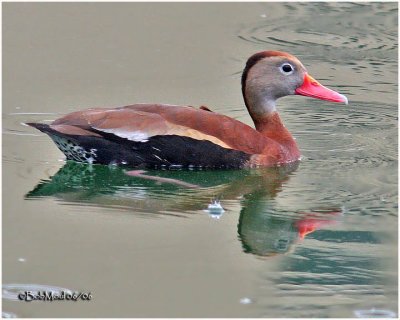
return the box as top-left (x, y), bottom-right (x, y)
top-left (27, 51), bottom-right (347, 168)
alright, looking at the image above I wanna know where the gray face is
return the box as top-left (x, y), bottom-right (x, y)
top-left (247, 56), bottom-right (307, 99)
top-left (244, 56), bottom-right (307, 116)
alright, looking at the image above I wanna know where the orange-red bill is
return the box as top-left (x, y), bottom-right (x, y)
top-left (295, 73), bottom-right (348, 104)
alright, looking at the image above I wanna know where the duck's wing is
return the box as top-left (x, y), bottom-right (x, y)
top-left (50, 104), bottom-right (271, 155)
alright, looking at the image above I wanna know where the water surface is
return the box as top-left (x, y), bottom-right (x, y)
top-left (3, 2), bottom-right (397, 317)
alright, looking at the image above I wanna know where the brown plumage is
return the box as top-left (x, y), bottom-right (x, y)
top-left (27, 51), bottom-right (348, 168)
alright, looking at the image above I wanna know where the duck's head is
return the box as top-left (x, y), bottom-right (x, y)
top-left (241, 51), bottom-right (348, 119)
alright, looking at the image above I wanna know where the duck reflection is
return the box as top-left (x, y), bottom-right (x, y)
top-left (27, 161), bottom-right (341, 257)
top-left (239, 200), bottom-right (340, 256)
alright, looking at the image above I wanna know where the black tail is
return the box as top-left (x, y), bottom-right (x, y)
top-left (26, 122), bottom-right (74, 140)
top-left (26, 122), bottom-right (105, 163)
top-left (26, 122), bottom-right (53, 134)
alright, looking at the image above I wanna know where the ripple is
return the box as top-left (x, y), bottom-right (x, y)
top-left (3, 112), bottom-right (58, 140)
top-left (3, 129), bottom-right (41, 136)
top-left (284, 101), bottom-right (397, 175)
top-left (354, 308), bottom-right (397, 318)
top-left (237, 2), bottom-right (397, 64)
top-left (2, 312), bottom-right (17, 318)
top-left (276, 283), bottom-right (385, 297)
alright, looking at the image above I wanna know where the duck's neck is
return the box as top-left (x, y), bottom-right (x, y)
top-left (253, 111), bottom-right (300, 158)
top-left (254, 112), bottom-right (291, 140)
top-left (243, 85), bottom-right (300, 158)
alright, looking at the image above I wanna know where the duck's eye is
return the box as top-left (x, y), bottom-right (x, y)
top-left (280, 63), bottom-right (294, 75)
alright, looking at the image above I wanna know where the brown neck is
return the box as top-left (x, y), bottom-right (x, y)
top-left (254, 112), bottom-right (298, 148)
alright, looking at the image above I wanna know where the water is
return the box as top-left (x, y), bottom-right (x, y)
top-left (3, 2), bottom-right (397, 317)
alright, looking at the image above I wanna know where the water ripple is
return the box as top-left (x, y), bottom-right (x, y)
top-left (276, 283), bottom-right (385, 297)
top-left (1, 311), bottom-right (17, 318)
top-left (237, 3), bottom-right (397, 64)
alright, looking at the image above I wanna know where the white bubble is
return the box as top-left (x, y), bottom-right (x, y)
top-left (204, 200), bottom-right (225, 219)
top-left (240, 297), bottom-right (252, 305)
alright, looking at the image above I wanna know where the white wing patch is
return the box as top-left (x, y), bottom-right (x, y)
top-left (94, 128), bottom-right (149, 142)
top-left (93, 123), bottom-right (232, 148)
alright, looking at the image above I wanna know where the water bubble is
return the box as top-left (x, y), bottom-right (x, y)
top-left (240, 297), bottom-right (253, 305)
top-left (204, 200), bottom-right (225, 219)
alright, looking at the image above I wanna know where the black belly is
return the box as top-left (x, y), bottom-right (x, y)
top-left (39, 126), bottom-right (251, 169)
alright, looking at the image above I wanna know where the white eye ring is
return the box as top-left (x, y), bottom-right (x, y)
top-left (280, 63), bottom-right (294, 75)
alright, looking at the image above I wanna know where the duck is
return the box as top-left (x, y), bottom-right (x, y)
top-left (27, 50), bottom-right (348, 169)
